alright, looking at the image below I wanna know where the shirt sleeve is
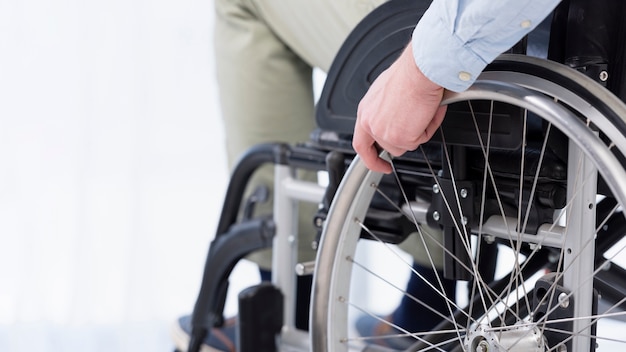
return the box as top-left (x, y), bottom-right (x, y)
top-left (412, 0), bottom-right (561, 92)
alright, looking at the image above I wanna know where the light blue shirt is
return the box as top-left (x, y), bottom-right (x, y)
top-left (412, 0), bottom-right (561, 92)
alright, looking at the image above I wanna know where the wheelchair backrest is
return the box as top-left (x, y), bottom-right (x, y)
top-left (314, 0), bottom-right (524, 151)
top-left (315, 0), bottom-right (429, 136)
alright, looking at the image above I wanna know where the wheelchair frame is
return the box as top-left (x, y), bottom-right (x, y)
top-left (182, 0), bottom-right (626, 351)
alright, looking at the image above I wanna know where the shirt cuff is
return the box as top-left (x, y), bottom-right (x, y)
top-left (411, 8), bottom-right (488, 92)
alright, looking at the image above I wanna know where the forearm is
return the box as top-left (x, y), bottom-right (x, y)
top-left (412, 0), bottom-right (561, 92)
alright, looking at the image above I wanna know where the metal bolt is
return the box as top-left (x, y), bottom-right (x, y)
top-left (460, 188), bottom-right (468, 198)
top-left (433, 184), bottom-right (440, 194)
top-left (484, 235), bottom-right (495, 244)
top-left (558, 292), bottom-right (570, 308)
top-left (461, 216), bottom-right (468, 226)
top-left (548, 252), bottom-right (560, 263)
top-left (599, 70), bottom-right (609, 82)
top-left (433, 211), bottom-right (440, 222)
top-left (476, 340), bottom-right (489, 352)
top-left (556, 343), bottom-right (567, 352)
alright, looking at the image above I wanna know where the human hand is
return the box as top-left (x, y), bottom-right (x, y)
top-left (353, 42), bottom-right (447, 173)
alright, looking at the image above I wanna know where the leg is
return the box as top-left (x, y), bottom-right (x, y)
top-left (214, 0), bottom-right (319, 271)
top-left (214, 0), bottom-right (386, 305)
top-left (174, 1), bottom-right (387, 351)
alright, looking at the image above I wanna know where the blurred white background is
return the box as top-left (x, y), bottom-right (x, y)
top-left (0, 0), bottom-right (412, 349)
top-left (4, 2), bottom-right (625, 349)
top-left (0, 0), bottom-right (262, 350)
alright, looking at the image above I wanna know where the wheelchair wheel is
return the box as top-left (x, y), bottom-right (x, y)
top-left (312, 55), bottom-right (626, 352)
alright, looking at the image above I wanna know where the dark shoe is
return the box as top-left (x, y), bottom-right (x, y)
top-left (355, 314), bottom-right (415, 350)
top-left (171, 315), bottom-right (236, 352)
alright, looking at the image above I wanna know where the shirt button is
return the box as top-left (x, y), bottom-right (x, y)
top-left (458, 71), bottom-right (472, 81)
top-left (520, 20), bottom-right (532, 28)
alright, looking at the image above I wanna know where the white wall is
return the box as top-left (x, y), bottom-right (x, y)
top-left (0, 0), bottom-right (242, 350)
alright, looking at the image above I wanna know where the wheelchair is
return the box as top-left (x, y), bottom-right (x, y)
top-left (182, 0), bottom-right (626, 351)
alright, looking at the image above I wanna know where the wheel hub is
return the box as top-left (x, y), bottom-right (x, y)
top-left (466, 323), bottom-right (545, 352)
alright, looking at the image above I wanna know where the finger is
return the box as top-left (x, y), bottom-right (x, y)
top-left (431, 105), bottom-right (447, 131)
top-left (416, 105), bottom-right (448, 145)
top-left (375, 141), bottom-right (406, 158)
top-left (361, 145), bottom-right (393, 174)
top-left (353, 127), bottom-right (392, 174)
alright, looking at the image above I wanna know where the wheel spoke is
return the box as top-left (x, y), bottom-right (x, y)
top-left (312, 58), bottom-right (626, 352)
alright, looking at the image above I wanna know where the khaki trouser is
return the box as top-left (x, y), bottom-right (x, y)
top-left (213, 0), bottom-right (385, 270)
top-left (213, 0), bottom-right (443, 270)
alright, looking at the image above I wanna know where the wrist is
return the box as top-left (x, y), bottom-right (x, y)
top-left (400, 42), bottom-right (443, 94)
